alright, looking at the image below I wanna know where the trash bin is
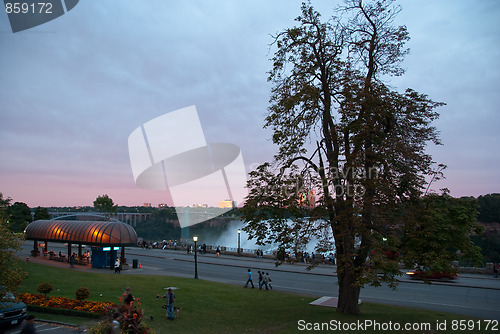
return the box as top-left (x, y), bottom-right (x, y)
top-left (133, 259), bottom-right (138, 269)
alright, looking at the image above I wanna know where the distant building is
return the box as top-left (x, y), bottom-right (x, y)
top-left (143, 203), bottom-right (152, 208)
top-left (219, 200), bottom-right (236, 209)
top-left (191, 204), bottom-right (208, 208)
top-left (158, 203), bottom-right (168, 208)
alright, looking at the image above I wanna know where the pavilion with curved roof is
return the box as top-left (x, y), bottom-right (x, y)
top-left (25, 216), bottom-right (138, 269)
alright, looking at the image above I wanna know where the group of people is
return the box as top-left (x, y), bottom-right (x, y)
top-left (244, 269), bottom-right (273, 290)
top-left (278, 250), bottom-right (335, 265)
top-left (44, 250), bottom-right (91, 268)
top-left (139, 240), bottom-right (181, 250)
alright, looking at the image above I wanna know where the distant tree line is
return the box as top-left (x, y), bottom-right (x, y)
top-left (133, 207), bottom-right (181, 240)
top-left (133, 208), bottom-right (239, 241)
top-left (477, 193), bottom-right (500, 223)
top-left (471, 193), bottom-right (500, 263)
top-left (0, 190), bottom-right (496, 262)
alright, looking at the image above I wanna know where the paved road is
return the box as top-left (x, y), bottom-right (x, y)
top-left (2, 321), bottom-right (84, 334)
top-left (19, 242), bottom-right (500, 321)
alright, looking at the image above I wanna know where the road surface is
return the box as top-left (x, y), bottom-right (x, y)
top-left (18, 242), bottom-right (500, 322)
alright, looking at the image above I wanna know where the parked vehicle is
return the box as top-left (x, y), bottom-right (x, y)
top-left (0, 291), bottom-right (27, 328)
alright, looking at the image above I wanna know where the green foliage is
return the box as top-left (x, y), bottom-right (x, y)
top-left (38, 282), bottom-right (54, 296)
top-left (89, 296), bottom-right (155, 334)
top-left (93, 194), bottom-right (118, 214)
top-left (471, 233), bottom-right (500, 263)
top-left (7, 201), bottom-right (32, 233)
top-left (0, 192), bottom-right (27, 298)
top-left (133, 209), bottom-right (181, 240)
top-left (134, 208), bottom-right (238, 241)
top-left (76, 287), bottom-right (90, 301)
top-left (27, 305), bottom-right (101, 318)
top-left (401, 194), bottom-right (484, 272)
top-left (33, 206), bottom-right (50, 221)
top-left (477, 193), bottom-right (500, 223)
top-left (88, 320), bottom-right (111, 334)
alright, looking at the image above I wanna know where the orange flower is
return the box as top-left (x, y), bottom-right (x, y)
top-left (16, 292), bottom-right (117, 314)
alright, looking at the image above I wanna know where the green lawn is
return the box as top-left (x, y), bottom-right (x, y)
top-left (16, 261), bottom-right (488, 334)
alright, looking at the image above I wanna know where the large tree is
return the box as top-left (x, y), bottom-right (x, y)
top-left (93, 194), bottom-right (118, 215)
top-left (477, 193), bottom-right (500, 223)
top-left (7, 201), bottom-right (32, 233)
top-left (241, 0), bottom-right (480, 315)
top-left (33, 206), bottom-right (51, 221)
top-left (0, 193), bottom-right (27, 299)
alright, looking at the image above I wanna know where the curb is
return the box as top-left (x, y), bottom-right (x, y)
top-left (35, 319), bottom-right (80, 328)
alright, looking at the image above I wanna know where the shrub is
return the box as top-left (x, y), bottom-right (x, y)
top-left (16, 292), bottom-right (116, 315)
top-left (89, 296), bottom-right (155, 334)
top-left (75, 287), bottom-right (90, 301)
top-left (37, 282), bottom-right (53, 297)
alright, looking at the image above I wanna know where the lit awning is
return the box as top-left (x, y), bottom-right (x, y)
top-left (25, 220), bottom-right (138, 246)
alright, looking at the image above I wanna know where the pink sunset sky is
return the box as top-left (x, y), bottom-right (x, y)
top-left (0, 0), bottom-right (499, 208)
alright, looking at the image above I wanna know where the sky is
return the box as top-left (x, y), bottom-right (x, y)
top-left (0, 0), bottom-right (499, 208)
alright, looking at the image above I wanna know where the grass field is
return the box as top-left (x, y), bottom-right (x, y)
top-left (16, 261), bottom-right (487, 334)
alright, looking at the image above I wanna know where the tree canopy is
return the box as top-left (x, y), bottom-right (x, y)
top-left (93, 194), bottom-right (118, 214)
top-left (33, 206), bottom-right (50, 221)
top-left (241, 0), bottom-right (481, 315)
top-left (0, 193), bottom-right (27, 299)
top-left (477, 193), bottom-right (500, 223)
top-left (7, 201), bottom-right (32, 233)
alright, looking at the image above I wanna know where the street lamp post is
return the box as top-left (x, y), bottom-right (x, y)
top-left (237, 229), bottom-right (241, 257)
top-left (193, 236), bottom-right (199, 279)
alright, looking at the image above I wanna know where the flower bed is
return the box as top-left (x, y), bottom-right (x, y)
top-left (16, 293), bottom-right (117, 315)
top-left (89, 296), bottom-right (156, 334)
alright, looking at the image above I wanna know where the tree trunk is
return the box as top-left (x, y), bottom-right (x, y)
top-left (334, 212), bottom-right (361, 315)
top-left (337, 263), bottom-right (361, 314)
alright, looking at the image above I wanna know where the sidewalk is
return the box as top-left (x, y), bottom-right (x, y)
top-left (127, 247), bottom-right (500, 290)
top-left (20, 242), bottom-right (500, 290)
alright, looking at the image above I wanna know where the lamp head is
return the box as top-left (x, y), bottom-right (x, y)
top-left (193, 236), bottom-right (198, 242)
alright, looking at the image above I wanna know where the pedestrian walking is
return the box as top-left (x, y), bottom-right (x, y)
top-left (258, 270), bottom-right (263, 289)
top-left (494, 263), bottom-right (499, 278)
top-left (266, 272), bottom-right (273, 290)
top-left (114, 257), bottom-right (121, 274)
top-left (261, 272), bottom-right (269, 290)
top-left (20, 315), bottom-right (36, 334)
top-left (244, 269), bottom-right (254, 288)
